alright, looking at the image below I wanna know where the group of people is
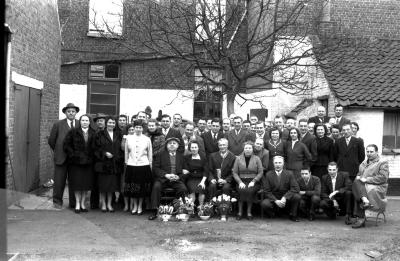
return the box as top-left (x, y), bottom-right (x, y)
top-left (48, 103), bottom-right (389, 228)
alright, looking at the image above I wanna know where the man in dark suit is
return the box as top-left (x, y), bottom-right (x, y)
top-left (261, 156), bottom-right (301, 222)
top-left (182, 122), bottom-right (205, 156)
top-left (308, 106), bottom-right (330, 125)
top-left (254, 121), bottom-right (269, 148)
top-left (202, 118), bottom-right (224, 156)
top-left (299, 118), bottom-right (318, 165)
top-left (297, 167), bottom-right (321, 221)
top-left (226, 116), bottom-right (256, 155)
top-left (172, 113), bottom-right (185, 136)
top-left (332, 104), bottom-right (351, 130)
top-left (160, 114), bottom-right (185, 153)
top-left (148, 137), bottom-right (188, 220)
top-left (222, 118), bottom-right (231, 135)
top-left (274, 115), bottom-right (289, 141)
top-left (48, 103), bottom-right (80, 209)
top-left (320, 162), bottom-right (353, 224)
top-left (334, 123), bottom-right (365, 180)
top-left (208, 138), bottom-right (237, 198)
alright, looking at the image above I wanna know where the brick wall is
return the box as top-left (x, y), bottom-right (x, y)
top-left (329, 0), bottom-right (400, 39)
top-left (6, 0), bottom-right (61, 190)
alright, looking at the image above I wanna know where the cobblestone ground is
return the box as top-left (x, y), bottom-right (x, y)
top-left (6, 188), bottom-right (400, 261)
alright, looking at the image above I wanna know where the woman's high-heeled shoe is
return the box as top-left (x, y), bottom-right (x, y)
top-left (131, 209), bottom-right (137, 215)
top-left (74, 208), bottom-right (81, 214)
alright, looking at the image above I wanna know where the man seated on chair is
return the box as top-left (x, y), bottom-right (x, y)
top-left (320, 162), bottom-right (353, 224)
top-left (261, 156), bottom-right (301, 222)
top-left (148, 137), bottom-right (188, 220)
top-left (351, 144), bottom-right (389, 229)
top-left (297, 167), bottom-right (321, 221)
top-left (208, 138), bottom-right (236, 199)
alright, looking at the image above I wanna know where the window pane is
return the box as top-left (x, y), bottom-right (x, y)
top-left (90, 65), bottom-right (105, 78)
top-left (90, 94), bottom-right (117, 105)
top-left (89, 0), bottom-right (123, 35)
top-left (194, 88), bottom-right (207, 101)
top-left (90, 82), bottom-right (117, 94)
top-left (105, 64), bottom-right (119, 79)
top-left (194, 102), bottom-right (206, 119)
top-left (90, 104), bottom-right (116, 115)
top-left (382, 112), bottom-right (400, 149)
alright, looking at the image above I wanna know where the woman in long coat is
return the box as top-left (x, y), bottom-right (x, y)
top-left (63, 114), bottom-right (95, 213)
top-left (312, 124), bottom-right (334, 179)
top-left (233, 141), bottom-right (264, 220)
top-left (93, 116), bottom-right (124, 212)
top-left (284, 128), bottom-right (312, 178)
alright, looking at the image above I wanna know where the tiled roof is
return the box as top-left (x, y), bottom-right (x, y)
top-left (316, 39), bottom-right (400, 108)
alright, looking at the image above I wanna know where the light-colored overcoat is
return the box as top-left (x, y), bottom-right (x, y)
top-left (357, 156), bottom-right (389, 212)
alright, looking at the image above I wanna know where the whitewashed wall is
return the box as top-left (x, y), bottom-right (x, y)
top-left (120, 88), bottom-right (194, 120)
top-left (59, 84), bottom-right (87, 119)
top-left (345, 108), bottom-right (400, 178)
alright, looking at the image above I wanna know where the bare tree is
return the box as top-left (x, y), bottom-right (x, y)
top-left (90, 0), bottom-right (351, 116)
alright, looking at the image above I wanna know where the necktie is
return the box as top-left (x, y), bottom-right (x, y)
top-left (346, 138), bottom-right (350, 145)
top-left (336, 118), bottom-right (340, 124)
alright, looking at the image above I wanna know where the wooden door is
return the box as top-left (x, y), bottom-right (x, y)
top-left (13, 85), bottom-right (41, 192)
top-left (26, 88), bottom-right (41, 191)
top-left (13, 85), bottom-right (29, 191)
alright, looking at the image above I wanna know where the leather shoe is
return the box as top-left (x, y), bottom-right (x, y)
top-left (74, 209), bottom-right (81, 214)
top-left (361, 202), bottom-right (373, 210)
top-left (289, 215), bottom-right (299, 222)
top-left (148, 214), bottom-right (158, 220)
top-left (81, 208), bottom-right (88, 213)
top-left (352, 218), bottom-right (366, 229)
top-left (236, 215), bottom-right (242, 221)
top-left (345, 215), bottom-right (355, 225)
top-left (247, 215), bottom-right (254, 221)
top-left (137, 211), bottom-right (143, 216)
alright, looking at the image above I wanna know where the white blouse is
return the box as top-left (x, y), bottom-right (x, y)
top-left (125, 134), bottom-right (153, 166)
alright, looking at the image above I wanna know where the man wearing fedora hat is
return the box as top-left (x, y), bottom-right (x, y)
top-left (148, 137), bottom-right (188, 220)
top-left (93, 113), bottom-right (108, 131)
top-left (48, 103), bottom-right (80, 209)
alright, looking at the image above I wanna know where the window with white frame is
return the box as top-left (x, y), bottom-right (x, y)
top-left (194, 68), bottom-right (223, 121)
top-left (88, 0), bottom-right (123, 37)
top-left (382, 111), bottom-right (400, 153)
top-left (88, 64), bottom-right (120, 115)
